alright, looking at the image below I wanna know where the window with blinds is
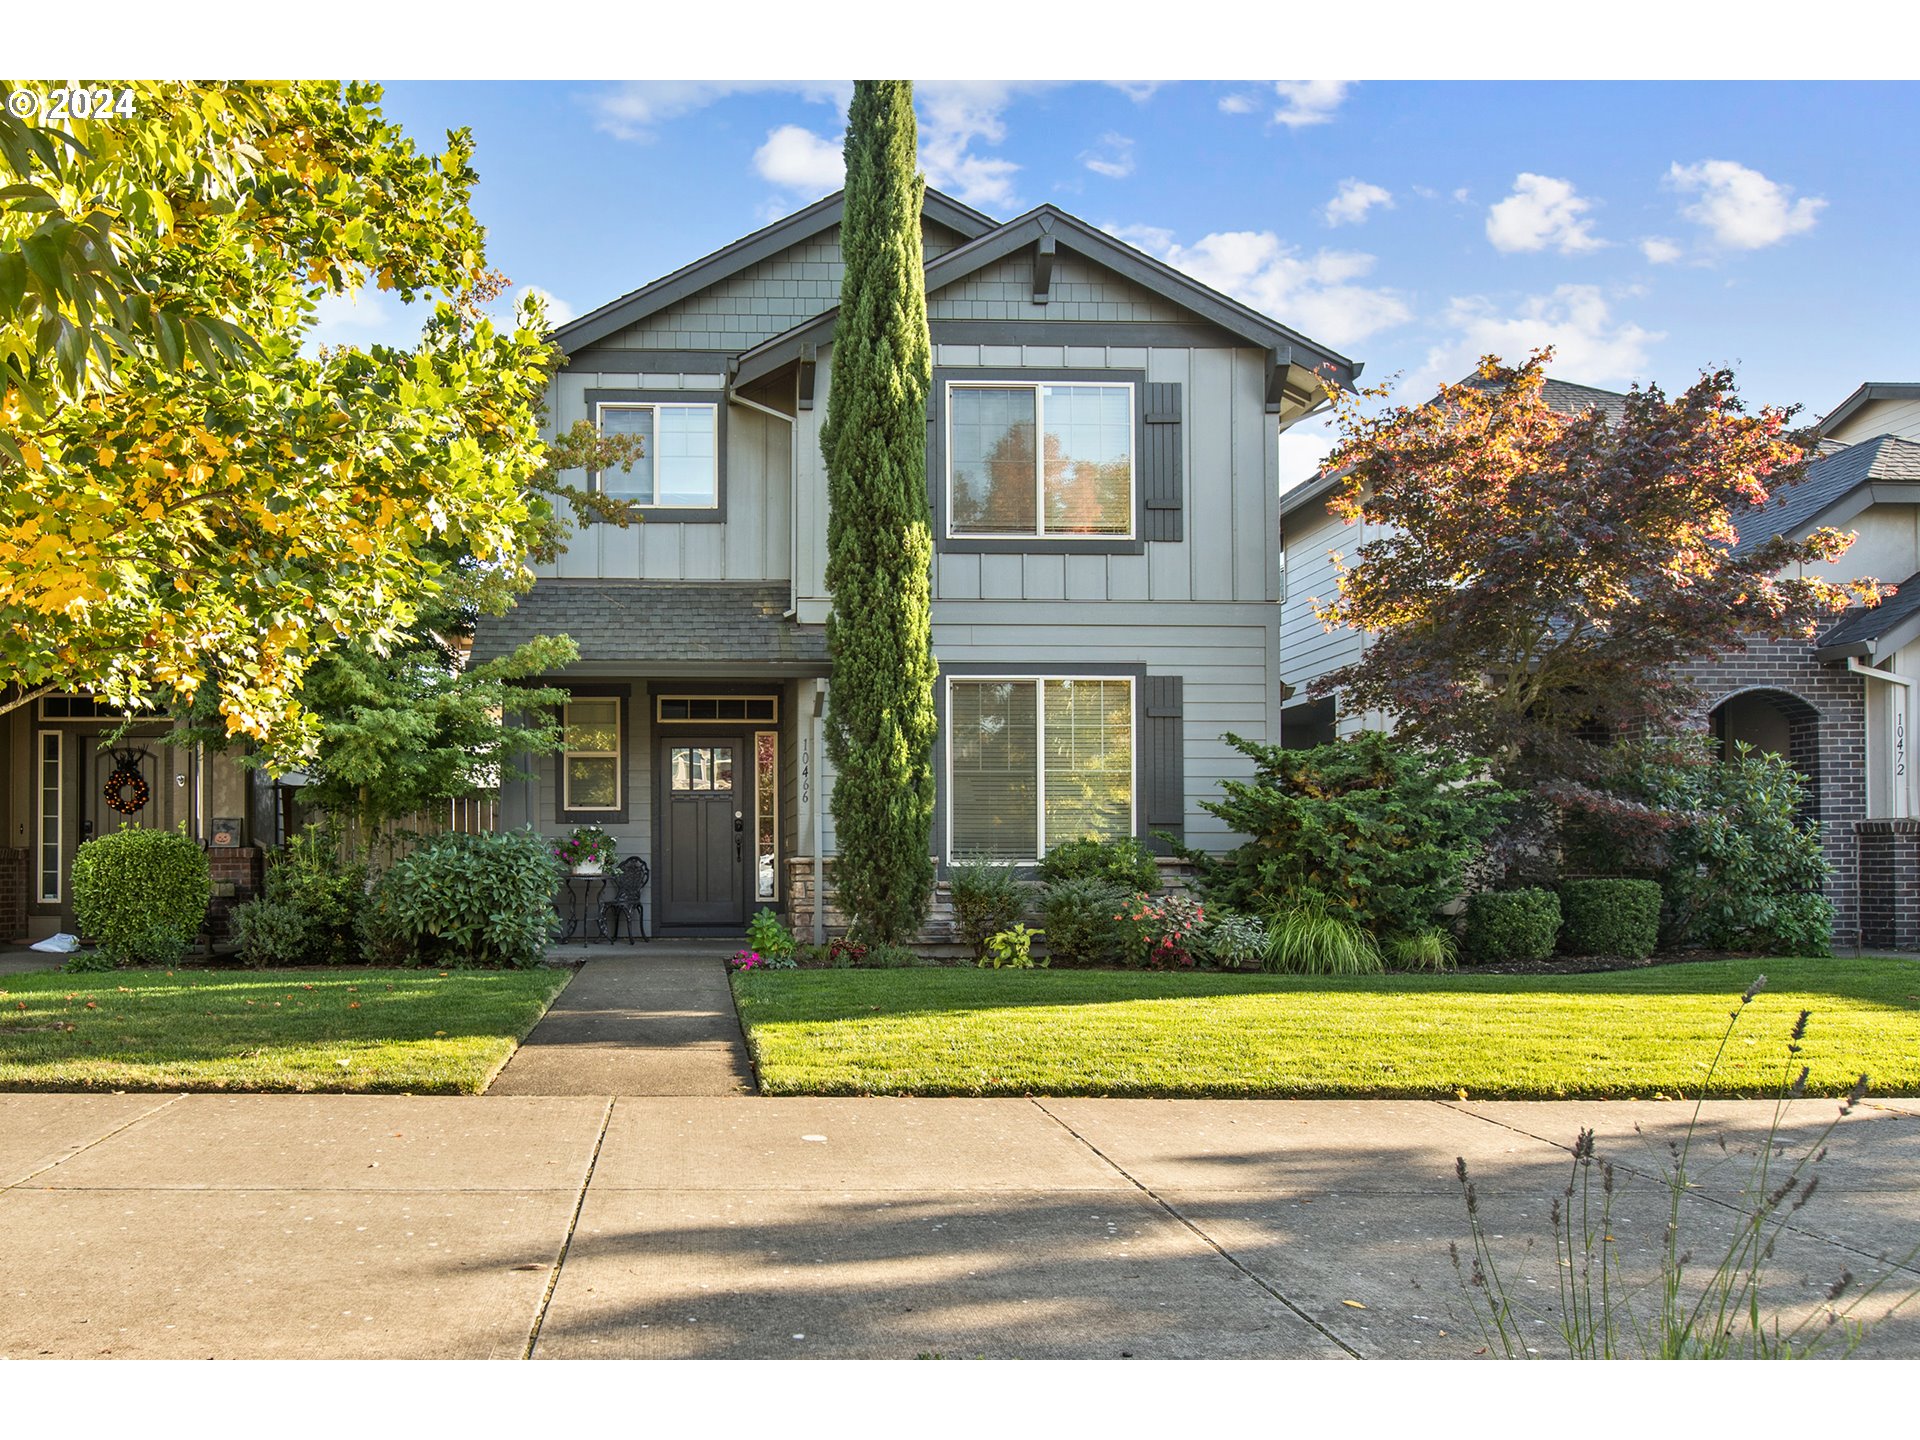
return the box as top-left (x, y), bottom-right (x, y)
top-left (948, 677), bottom-right (1133, 862)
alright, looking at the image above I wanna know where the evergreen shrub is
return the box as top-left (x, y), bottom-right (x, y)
top-left (1464, 888), bottom-right (1562, 964)
top-left (1560, 878), bottom-right (1662, 959)
top-left (71, 825), bottom-right (210, 966)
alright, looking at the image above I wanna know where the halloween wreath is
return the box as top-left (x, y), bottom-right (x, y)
top-left (103, 750), bottom-right (151, 815)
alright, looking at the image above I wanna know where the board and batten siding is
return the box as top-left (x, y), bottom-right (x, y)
top-left (534, 367), bottom-right (792, 583)
top-left (794, 343), bottom-right (1282, 611)
top-left (929, 604), bottom-right (1273, 853)
top-left (500, 689), bottom-right (655, 866)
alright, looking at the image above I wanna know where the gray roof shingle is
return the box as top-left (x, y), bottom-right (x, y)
top-left (470, 581), bottom-right (828, 669)
top-left (1817, 570), bottom-right (1920, 655)
top-left (1732, 434), bottom-right (1920, 556)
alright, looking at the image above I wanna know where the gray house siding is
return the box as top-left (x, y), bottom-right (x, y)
top-left (926, 249), bottom-right (1188, 324)
top-left (597, 219), bottom-right (968, 352)
top-left (537, 369), bottom-right (792, 584)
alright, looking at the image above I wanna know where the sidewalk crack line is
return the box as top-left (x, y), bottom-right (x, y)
top-left (6, 1093), bottom-right (183, 1191)
top-left (1029, 1098), bottom-right (1362, 1359)
top-left (522, 1094), bottom-right (614, 1359)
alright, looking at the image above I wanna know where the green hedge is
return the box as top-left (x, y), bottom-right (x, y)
top-left (71, 825), bottom-right (210, 966)
top-left (1037, 836), bottom-right (1161, 893)
top-left (1560, 878), bottom-right (1662, 959)
top-left (366, 829), bottom-right (560, 968)
top-left (1038, 877), bottom-right (1131, 966)
top-left (1464, 888), bottom-right (1561, 965)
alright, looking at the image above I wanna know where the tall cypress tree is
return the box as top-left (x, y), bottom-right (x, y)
top-left (821, 81), bottom-right (938, 943)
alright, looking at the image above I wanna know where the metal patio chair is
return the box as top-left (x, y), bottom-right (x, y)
top-left (598, 856), bottom-right (651, 944)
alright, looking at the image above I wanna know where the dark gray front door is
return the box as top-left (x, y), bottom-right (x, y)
top-left (659, 736), bottom-right (747, 927)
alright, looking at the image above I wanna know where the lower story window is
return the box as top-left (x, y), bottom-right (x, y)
top-left (948, 677), bottom-right (1133, 862)
top-left (563, 698), bottom-right (622, 812)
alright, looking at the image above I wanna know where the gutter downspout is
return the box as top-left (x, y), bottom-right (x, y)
top-left (1848, 657), bottom-right (1913, 819)
top-left (812, 684), bottom-right (826, 946)
top-left (725, 385), bottom-right (802, 618)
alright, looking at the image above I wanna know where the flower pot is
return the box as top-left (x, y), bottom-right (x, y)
top-left (572, 859), bottom-right (605, 876)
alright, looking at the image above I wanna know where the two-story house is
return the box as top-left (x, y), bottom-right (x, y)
top-left (470, 188), bottom-right (1358, 937)
top-left (1277, 374), bottom-right (1920, 948)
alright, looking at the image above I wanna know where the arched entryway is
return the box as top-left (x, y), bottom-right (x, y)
top-left (1708, 687), bottom-right (1822, 812)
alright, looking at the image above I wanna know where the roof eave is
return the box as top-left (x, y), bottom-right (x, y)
top-left (551, 187), bottom-right (997, 357)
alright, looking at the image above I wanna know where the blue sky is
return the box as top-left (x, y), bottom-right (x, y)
top-left (319, 79), bottom-right (1920, 480)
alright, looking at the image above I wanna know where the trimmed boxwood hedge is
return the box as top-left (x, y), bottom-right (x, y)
top-left (1560, 878), bottom-right (1662, 959)
top-left (1464, 887), bottom-right (1561, 965)
top-left (71, 825), bottom-right (211, 966)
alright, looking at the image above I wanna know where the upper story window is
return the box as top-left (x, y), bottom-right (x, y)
top-left (595, 402), bottom-right (719, 508)
top-left (948, 381), bottom-right (1134, 539)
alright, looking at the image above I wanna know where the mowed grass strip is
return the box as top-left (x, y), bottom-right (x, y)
top-left (733, 956), bottom-right (1920, 1100)
top-left (0, 966), bottom-right (571, 1094)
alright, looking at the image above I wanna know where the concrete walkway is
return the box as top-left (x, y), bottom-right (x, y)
top-left (487, 945), bottom-right (754, 1097)
top-left (2, 1092), bottom-right (1915, 1359)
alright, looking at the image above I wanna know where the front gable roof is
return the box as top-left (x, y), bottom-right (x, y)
top-left (732, 203), bottom-right (1361, 405)
top-left (551, 187), bottom-right (997, 356)
top-left (1733, 433), bottom-right (1920, 556)
top-left (1815, 382), bottom-right (1920, 440)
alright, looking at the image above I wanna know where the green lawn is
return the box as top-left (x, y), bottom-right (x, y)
top-left (733, 957), bottom-right (1920, 1100)
top-left (0, 966), bottom-right (571, 1094)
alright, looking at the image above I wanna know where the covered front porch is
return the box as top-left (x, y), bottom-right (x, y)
top-left (474, 580), bottom-right (831, 939)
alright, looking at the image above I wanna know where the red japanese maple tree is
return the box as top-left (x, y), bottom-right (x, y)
top-left (1308, 351), bottom-right (1885, 777)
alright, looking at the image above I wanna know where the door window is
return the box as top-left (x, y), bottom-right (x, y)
top-left (670, 746), bottom-right (736, 793)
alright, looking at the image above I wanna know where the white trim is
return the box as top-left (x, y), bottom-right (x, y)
top-left (593, 400), bottom-right (720, 508)
top-left (943, 675), bottom-right (1137, 865)
top-left (945, 380), bottom-right (1137, 541)
top-left (36, 729), bottom-right (62, 903)
top-left (561, 697), bottom-right (623, 813)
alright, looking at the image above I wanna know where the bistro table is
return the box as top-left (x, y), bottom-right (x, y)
top-left (555, 872), bottom-right (611, 942)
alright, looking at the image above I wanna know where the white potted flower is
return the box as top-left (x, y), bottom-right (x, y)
top-left (554, 825), bottom-right (616, 876)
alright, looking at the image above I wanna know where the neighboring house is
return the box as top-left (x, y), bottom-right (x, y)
top-left (469, 188), bottom-right (1358, 937)
top-left (1277, 374), bottom-right (1920, 947)
top-left (0, 694), bottom-right (270, 942)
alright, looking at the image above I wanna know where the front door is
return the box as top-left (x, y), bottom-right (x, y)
top-left (659, 736), bottom-right (747, 927)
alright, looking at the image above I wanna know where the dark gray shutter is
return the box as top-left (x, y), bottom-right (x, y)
top-left (1142, 381), bottom-right (1183, 542)
top-left (1142, 674), bottom-right (1185, 854)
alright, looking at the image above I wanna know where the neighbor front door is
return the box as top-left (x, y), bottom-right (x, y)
top-left (659, 737), bottom-right (747, 927)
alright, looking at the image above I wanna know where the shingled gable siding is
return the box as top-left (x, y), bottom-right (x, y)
top-left (597, 219), bottom-right (969, 352)
top-left (927, 249), bottom-right (1189, 324)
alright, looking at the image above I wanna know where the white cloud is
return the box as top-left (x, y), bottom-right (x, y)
top-left (1451, 187), bottom-right (1471, 204)
top-left (1485, 173), bottom-right (1605, 255)
top-left (1278, 415), bottom-right (1340, 493)
top-left (1080, 133), bottom-right (1135, 180)
top-left (1323, 178), bottom-right (1393, 227)
top-left (513, 285), bottom-right (574, 329)
top-left (1218, 92), bottom-right (1258, 115)
top-left (1665, 159), bottom-right (1825, 250)
top-left (1409, 284), bottom-right (1663, 398)
top-left (916, 81), bottom-right (1048, 211)
top-left (1108, 224), bottom-right (1411, 351)
top-left (592, 81), bottom-right (847, 142)
top-left (304, 288), bottom-right (419, 354)
top-left (754, 124), bottom-right (845, 192)
top-left (1640, 236), bottom-right (1683, 265)
top-left (1270, 80), bottom-right (1351, 128)
top-left (1109, 81), bottom-right (1160, 102)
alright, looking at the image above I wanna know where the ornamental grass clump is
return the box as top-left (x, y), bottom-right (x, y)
top-left (1263, 895), bottom-right (1384, 976)
top-left (1451, 976), bottom-right (1920, 1358)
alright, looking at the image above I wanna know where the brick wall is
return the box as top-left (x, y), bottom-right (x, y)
top-left (1679, 640), bottom-right (1869, 946)
top-left (205, 846), bottom-right (263, 943)
top-left (0, 847), bottom-right (25, 943)
top-left (1856, 821), bottom-right (1920, 949)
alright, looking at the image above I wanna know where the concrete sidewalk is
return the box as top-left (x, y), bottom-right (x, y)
top-left (488, 946), bottom-right (753, 1097)
top-left (3, 1093), bottom-right (1915, 1359)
